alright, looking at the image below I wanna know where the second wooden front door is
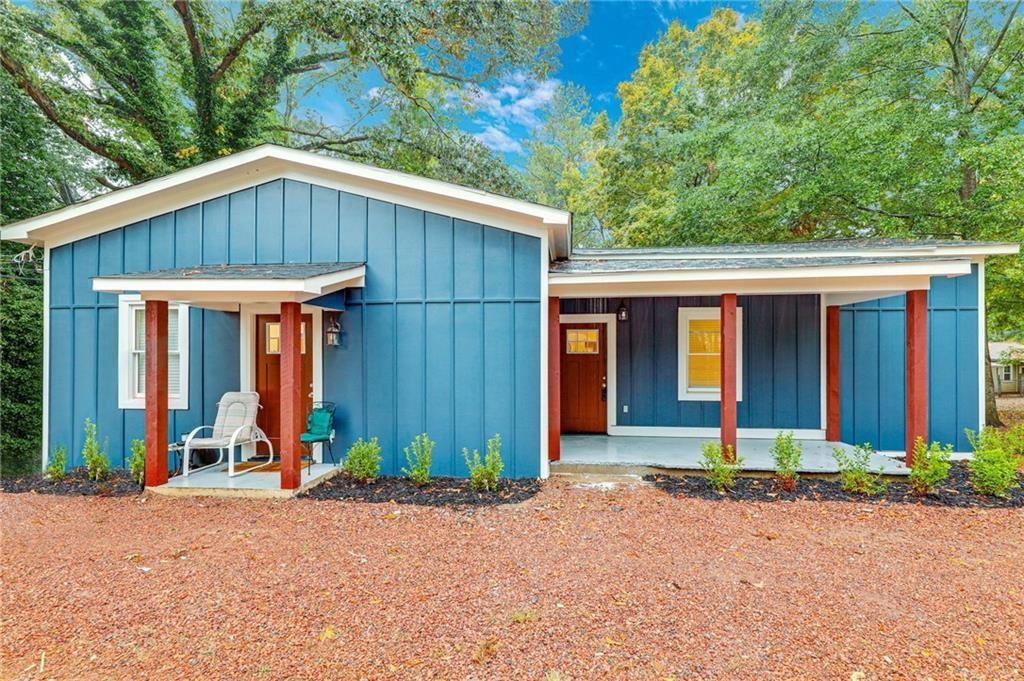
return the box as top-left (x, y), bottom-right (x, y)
top-left (255, 314), bottom-right (314, 454)
top-left (560, 323), bottom-right (608, 433)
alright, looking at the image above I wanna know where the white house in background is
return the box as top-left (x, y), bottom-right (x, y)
top-left (991, 341), bottom-right (1023, 395)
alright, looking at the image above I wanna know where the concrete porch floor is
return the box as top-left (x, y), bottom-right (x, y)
top-left (150, 463), bottom-right (341, 499)
top-left (556, 435), bottom-right (911, 476)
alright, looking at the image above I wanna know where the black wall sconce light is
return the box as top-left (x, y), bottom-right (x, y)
top-left (325, 312), bottom-right (343, 347)
top-left (617, 303), bottom-right (629, 322)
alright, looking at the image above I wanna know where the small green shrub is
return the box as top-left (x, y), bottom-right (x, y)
top-left (966, 428), bottom-right (1020, 497)
top-left (129, 439), bottom-right (146, 485)
top-left (1000, 423), bottom-right (1024, 468)
top-left (832, 444), bottom-right (886, 495)
top-left (343, 437), bottom-right (382, 483)
top-left (464, 433), bottom-right (503, 492)
top-left (402, 433), bottom-right (434, 486)
top-left (46, 445), bottom-right (67, 481)
top-left (770, 430), bottom-right (803, 490)
top-left (698, 440), bottom-right (742, 492)
top-left (81, 418), bottom-right (110, 482)
top-left (907, 436), bottom-right (952, 495)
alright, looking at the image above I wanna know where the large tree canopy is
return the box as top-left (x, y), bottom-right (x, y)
top-left (0, 0), bottom-right (583, 194)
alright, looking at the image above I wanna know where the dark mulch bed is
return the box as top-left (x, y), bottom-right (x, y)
top-left (0, 467), bottom-right (142, 497)
top-left (302, 474), bottom-right (542, 507)
top-left (646, 462), bottom-right (1023, 509)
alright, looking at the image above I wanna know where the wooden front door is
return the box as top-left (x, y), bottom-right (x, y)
top-left (560, 323), bottom-right (608, 433)
top-left (256, 314), bottom-right (314, 454)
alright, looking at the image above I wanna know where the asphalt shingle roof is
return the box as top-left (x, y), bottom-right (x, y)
top-left (550, 255), bottom-right (972, 275)
top-left (571, 238), bottom-right (1015, 258)
top-left (100, 262), bottom-right (364, 280)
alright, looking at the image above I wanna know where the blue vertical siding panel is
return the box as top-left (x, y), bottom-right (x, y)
top-left (96, 307), bottom-right (123, 465)
top-left (839, 310), bottom-right (856, 443)
top-left (796, 296), bottom-right (821, 429)
top-left (283, 180), bottom-right (311, 263)
top-left (929, 274), bottom-right (957, 308)
top-left (228, 188), bottom-right (256, 264)
top-left (513, 302), bottom-right (541, 478)
top-left (50, 245), bottom-right (72, 307)
top-left (929, 310), bottom-right (957, 448)
top-left (629, 298), bottom-right (656, 424)
top-left (877, 310), bottom-right (905, 450)
top-left (97, 230), bottom-right (123, 307)
top-left (958, 265), bottom-right (979, 307)
top-left (772, 297), bottom-right (799, 427)
top-left (71, 308), bottom-right (97, 466)
top-left (616, 300), bottom-right (632, 425)
top-left (123, 221), bottom-right (150, 273)
top-left (653, 298), bottom-right (679, 426)
top-left (453, 220), bottom-right (483, 299)
top-left (483, 227), bottom-right (513, 299)
top-left (744, 297), bottom-right (774, 427)
top-left (424, 214), bottom-right (454, 299)
top-left (202, 311), bottom-right (240, 426)
top-left (483, 302), bottom-right (515, 475)
top-left (339, 192), bottom-right (368, 262)
top-left (49, 309), bottom-right (74, 460)
top-left (202, 196), bottom-right (229, 265)
top-left (328, 305), bottom-right (364, 452)
top-left (149, 213), bottom-right (174, 269)
top-left (851, 311), bottom-right (880, 447)
top-left (255, 180), bottom-right (284, 263)
top-left (955, 310), bottom-right (979, 450)
top-left (364, 305), bottom-right (396, 472)
top-left (425, 303), bottom-right (455, 476)
top-left (395, 303), bottom-right (425, 461)
top-left (174, 204), bottom-right (202, 267)
top-left (453, 302), bottom-right (484, 475)
top-left (395, 206), bottom-right (425, 300)
top-left (310, 186), bottom-right (339, 261)
top-left (72, 236), bottom-right (98, 306)
top-left (513, 233), bottom-right (541, 299)
top-left (365, 200), bottom-right (396, 301)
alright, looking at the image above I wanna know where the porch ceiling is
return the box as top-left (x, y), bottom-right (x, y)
top-left (92, 261), bottom-right (365, 307)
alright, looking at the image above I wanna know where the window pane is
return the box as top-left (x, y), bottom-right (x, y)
top-left (168, 353), bottom-right (181, 396)
top-left (688, 319), bottom-right (720, 353)
top-left (167, 308), bottom-right (180, 353)
top-left (688, 354), bottom-right (720, 388)
top-left (266, 322), bottom-right (280, 354)
top-left (134, 308), bottom-right (146, 351)
top-left (135, 353), bottom-right (145, 396)
top-left (566, 329), bottom-right (599, 354)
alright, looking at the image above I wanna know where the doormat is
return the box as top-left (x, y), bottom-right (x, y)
top-left (232, 460), bottom-right (312, 473)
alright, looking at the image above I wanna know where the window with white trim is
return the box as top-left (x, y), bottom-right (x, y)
top-left (118, 295), bottom-right (190, 409)
top-left (1002, 365), bottom-right (1013, 382)
top-left (677, 307), bottom-right (743, 401)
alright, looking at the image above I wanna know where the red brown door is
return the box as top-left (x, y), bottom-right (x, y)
top-left (256, 314), bottom-right (313, 454)
top-left (560, 323), bottom-right (608, 433)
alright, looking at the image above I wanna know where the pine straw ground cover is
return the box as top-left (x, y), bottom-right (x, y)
top-left (2, 482), bottom-right (1022, 679)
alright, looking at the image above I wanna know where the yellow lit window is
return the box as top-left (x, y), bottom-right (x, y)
top-left (566, 328), bottom-right (599, 354)
top-left (265, 322), bottom-right (307, 355)
top-left (677, 308), bottom-right (743, 401)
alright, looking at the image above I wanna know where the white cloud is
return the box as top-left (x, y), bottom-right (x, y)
top-left (464, 71), bottom-right (561, 129)
top-left (473, 125), bottom-right (523, 154)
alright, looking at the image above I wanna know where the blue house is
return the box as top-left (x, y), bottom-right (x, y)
top-left (2, 145), bottom-right (1017, 493)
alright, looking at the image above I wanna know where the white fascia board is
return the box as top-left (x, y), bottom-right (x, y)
top-left (93, 266), bottom-right (366, 297)
top-left (1, 145), bottom-right (571, 253)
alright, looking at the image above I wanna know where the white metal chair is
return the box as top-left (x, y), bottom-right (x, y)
top-left (182, 391), bottom-right (274, 477)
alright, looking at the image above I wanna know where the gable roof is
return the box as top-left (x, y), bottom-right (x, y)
top-left (0, 144), bottom-right (572, 255)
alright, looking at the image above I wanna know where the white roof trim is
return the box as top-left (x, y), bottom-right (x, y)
top-left (571, 243), bottom-right (1019, 260)
top-left (92, 265), bottom-right (365, 303)
top-left (1, 145), bottom-right (571, 254)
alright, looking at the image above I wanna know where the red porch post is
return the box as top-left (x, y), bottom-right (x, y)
top-left (905, 289), bottom-right (929, 465)
top-left (548, 296), bottom-right (561, 462)
top-left (144, 300), bottom-right (169, 487)
top-left (720, 293), bottom-right (738, 461)
top-left (280, 302), bottom-right (303, 489)
top-left (825, 305), bottom-right (841, 442)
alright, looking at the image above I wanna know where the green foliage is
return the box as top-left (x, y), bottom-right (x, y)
top-left (966, 429), bottom-right (1020, 498)
top-left (770, 430), bottom-right (802, 489)
top-left (81, 418), bottom-right (110, 482)
top-left (832, 444), bottom-right (886, 495)
top-left (907, 437), bottom-right (952, 496)
top-left (698, 441), bottom-right (742, 492)
top-left (342, 437), bottom-right (382, 484)
top-left (464, 433), bottom-right (504, 492)
top-left (401, 433), bottom-right (434, 486)
top-left (1000, 424), bottom-right (1024, 465)
top-left (129, 439), bottom-right (146, 486)
top-left (46, 445), bottom-right (67, 481)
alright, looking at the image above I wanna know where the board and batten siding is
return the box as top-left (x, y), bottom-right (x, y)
top-left (560, 295), bottom-right (822, 430)
top-left (840, 267), bottom-right (979, 452)
top-left (47, 178), bottom-right (543, 477)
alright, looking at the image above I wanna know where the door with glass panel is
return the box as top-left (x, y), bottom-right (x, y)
top-left (255, 314), bottom-right (313, 454)
top-left (560, 323), bottom-right (607, 433)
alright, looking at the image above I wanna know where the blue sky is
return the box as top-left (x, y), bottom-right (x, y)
top-left (461, 0), bottom-right (756, 160)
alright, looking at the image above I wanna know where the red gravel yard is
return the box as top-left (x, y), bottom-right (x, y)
top-left (2, 482), bottom-right (1022, 679)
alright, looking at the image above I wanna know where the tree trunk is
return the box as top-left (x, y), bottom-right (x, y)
top-left (985, 340), bottom-right (1003, 428)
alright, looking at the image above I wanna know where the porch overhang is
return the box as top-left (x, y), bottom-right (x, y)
top-left (92, 262), bottom-right (365, 308)
top-left (548, 256), bottom-right (973, 299)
